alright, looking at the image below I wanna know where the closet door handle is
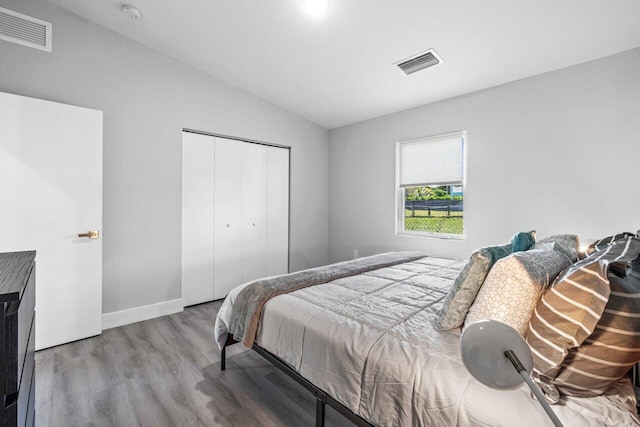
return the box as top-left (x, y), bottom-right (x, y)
top-left (226, 224), bottom-right (231, 228)
top-left (252, 222), bottom-right (257, 227)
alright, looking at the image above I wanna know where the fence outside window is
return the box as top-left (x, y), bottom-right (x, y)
top-left (404, 199), bottom-right (464, 235)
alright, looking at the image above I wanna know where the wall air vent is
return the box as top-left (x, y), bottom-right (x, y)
top-left (0, 7), bottom-right (52, 52)
top-left (395, 49), bottom-right (442, 75)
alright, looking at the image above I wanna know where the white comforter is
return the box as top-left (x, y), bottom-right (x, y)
top-left (215, 256), bottom-right (640, 426)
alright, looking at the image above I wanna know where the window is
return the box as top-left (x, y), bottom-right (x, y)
top-left (396, 131), bottom-right (466, 238)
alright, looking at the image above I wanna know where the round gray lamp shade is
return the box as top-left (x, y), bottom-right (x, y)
top-left (460, 319), bottom-right (534, 390)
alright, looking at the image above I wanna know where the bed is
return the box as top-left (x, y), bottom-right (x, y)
top-left (214, 249), bottom-right (640, 426)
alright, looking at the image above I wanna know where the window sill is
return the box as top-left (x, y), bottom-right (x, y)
top-left (397, 230), bottom-right (467, 241)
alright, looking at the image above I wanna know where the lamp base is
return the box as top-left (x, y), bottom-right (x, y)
top-left (460, 320), bottom-right (564, 427)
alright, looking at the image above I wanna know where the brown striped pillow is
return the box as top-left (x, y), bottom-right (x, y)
top-left (526, 235), bottom-right (640, 398)
top-left (586, 232), bottom-right (636, 256)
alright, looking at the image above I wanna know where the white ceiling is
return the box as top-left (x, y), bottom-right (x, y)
top-left (49, 0), bottom-right (640, 129)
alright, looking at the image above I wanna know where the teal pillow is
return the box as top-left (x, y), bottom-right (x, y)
top-left (511, 230), bottom-right (536, 252)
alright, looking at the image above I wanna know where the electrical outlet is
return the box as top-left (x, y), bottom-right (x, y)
top-left (353, 249), bottom-right (359, 259)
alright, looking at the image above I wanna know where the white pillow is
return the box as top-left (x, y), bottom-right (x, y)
top-left (464, 249), bottom-right (571, 335)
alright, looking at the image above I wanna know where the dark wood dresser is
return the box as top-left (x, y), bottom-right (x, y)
top-left (0, 252), bottom-right (36, 427)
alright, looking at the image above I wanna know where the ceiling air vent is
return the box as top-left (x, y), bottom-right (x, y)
top-left (395, 49), bottom-right (442, 75)
top-left (0, 7), bottom-right (52, 52)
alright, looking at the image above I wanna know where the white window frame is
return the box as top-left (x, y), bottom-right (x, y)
top-left (395, 131), bottom-right (467, 240)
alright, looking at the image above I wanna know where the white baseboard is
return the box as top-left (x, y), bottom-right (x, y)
top-left (102, 298), bottom-right (184, 330)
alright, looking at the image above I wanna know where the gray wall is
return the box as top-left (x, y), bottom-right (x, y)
top-left (0, 0), bottom-right (329, 314)
top-left (329, 48), bottom-right (640, 263)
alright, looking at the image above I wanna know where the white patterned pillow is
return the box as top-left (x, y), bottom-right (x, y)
top-left (465, 249), bottom-right (571, 335)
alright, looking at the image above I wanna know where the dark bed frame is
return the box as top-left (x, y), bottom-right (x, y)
top-left (222, 334), bottom-right (640, 426)
top-left (221, 336), bottom-right (373, 427)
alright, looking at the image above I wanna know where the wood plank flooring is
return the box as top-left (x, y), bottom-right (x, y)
top-left (35, 301), bottom-right (354, 427)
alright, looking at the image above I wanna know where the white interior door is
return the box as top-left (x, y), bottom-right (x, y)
top-left (266, 146), bottom-right (290, 276)
top-left (213, 137), bottom-right (244, 299)
top-left (0, 91), bottom-right (103, 350)
top-left (182, 132), bottom-right (215, 306)
top-left (241, 143), bottom-right (268, 283)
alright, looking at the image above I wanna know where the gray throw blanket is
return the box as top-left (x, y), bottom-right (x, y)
top-left (228, 251), bottom-right (428, 347)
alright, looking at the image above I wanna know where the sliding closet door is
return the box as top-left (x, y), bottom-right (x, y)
top-left (182, 132), bottom-right (289, 303)
top-left (266, 146), bottom-right (289, 276)
top-left (213, 137), bottom-right (244, 299)
top-left (241, 143), bottom-right (268, 283)
top-left (181, 132), bottom-right (215, 306)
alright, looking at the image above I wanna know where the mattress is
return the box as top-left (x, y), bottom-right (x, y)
top-left (215, 255), bottom-right (640, 426)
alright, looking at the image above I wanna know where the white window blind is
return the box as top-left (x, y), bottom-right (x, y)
top-left (398, 132), bottom-right (464, 187)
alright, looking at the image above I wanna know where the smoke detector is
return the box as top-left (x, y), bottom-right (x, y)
top-left (121, 5), bottom-right (142, 20)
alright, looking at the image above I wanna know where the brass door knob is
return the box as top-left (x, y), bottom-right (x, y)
top-left (78, 230), bottom-right (100, 239)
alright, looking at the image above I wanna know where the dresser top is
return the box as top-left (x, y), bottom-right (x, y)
top-left (0, 251), bottom-right (36, 302)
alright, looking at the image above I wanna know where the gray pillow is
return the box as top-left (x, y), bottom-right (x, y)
top-left (435, 243), bottom-right (512, 330)
top-left (532, 234), bottom-right (579, 261)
